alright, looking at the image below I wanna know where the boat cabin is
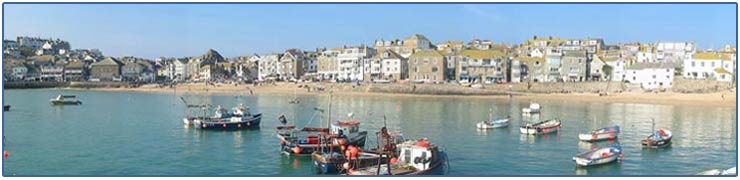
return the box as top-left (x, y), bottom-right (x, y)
top-left (330, 120), bottom-right (361, 135)
top-left (397, 139), bottom-right (437, 171)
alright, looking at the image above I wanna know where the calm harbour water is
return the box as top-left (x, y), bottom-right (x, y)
top-left (2, 89), bottom-right (737, 176)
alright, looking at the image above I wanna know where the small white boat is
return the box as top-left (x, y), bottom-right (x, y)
top-left (520, 119), bottom-right (561, 135)
top-left (522, 103), bottom-right (541, 113)
top-left (50, 95), bottom-right (82, 105)
top-left (572, 146), bottom-right (622, 166)
top-left (698, 167), bottom-right (736, 175)
top-left (476, 118), bottom-right (510, 129)
top-left (578, 126), bottom-right (620, 141)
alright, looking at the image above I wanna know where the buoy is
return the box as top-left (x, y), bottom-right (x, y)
top-left (342, 162), bottom-right (350, 170)
top-left (202, 124), bottom-right (207, 128)
top-left (292, 147), bottom-right (302, 154)
top-left (3, 151), bottom-right (7, 158)
top-left (237, 124), bottom-right (242, 128)
top-left (247, 122), bottom-right (251, 126)
top-left (390, 157), bottom-right (398, 164)
top-left (349, 146), bottom-right (359, 158)
top-left (222, 124), bottom-right (227, 128)
top-left (280, 140), bottom-right (286, 145)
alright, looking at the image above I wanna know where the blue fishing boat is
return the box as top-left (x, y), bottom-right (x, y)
top-left (192, 104), bottom-right (262, 130)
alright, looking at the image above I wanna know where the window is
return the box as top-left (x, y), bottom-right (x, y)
top-left (701, 62), bottom-right (705, 67)
top-left (432, 67), bottom-right (438, 72)
top-left (652, 75), bottom-right (656, 79)
top-left (711, 62), bottom-right (716, 67)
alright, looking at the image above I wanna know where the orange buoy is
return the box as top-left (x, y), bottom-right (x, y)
top-left (292, 147), bottom-right (302, 154)
top-left (390, 157), bottom-right (398, 164)
top-left (3, 151), bottom-right (7, 158)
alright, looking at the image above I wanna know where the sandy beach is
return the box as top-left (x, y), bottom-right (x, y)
top-left (61, 82), bottom-right (737, 107)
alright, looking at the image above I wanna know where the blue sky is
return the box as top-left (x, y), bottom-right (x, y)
top-left (3, 3), bottom-right (737, 59)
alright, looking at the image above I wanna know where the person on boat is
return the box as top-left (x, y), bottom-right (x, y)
top-left (379, 127), bottom-right (395, 153)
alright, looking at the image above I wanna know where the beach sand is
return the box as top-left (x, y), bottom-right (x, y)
top-left (72, 82), bottom-right (736, 107)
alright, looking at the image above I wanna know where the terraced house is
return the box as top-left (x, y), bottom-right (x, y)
top-left (684, 52), bottom-right (735, 82)
top-left (317, 47), bottom-right (341, 80)
top-left (363, 49), bottom-right (407, 81)
top-left (408, 50), bottom-right (446, 83)
top-left (512, 56), bottom-right (546, 83)
top-left (454, 50), bottom-right (508, 84)
top-left (561, 50), bottom-right (590, 82)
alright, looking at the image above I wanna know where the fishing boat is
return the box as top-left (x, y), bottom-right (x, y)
top-left (520, 119), bottom-right (562, 135)
top-left (49, 95), bottom-right (82, 105)
top-left (313, 122), bottom-right (405, 174)
top-left (192, 104), bottom-right (262, 130)
top-left (578, 126), bottom-right (620, 141)
top-left (476, 117), bottom-right (510, 129)
top-left (346, 138), bottom-right (449, 175)
top-left (641, 118), bottom-right (672, 148)
top-left (279, 120), bottom-right (368, 156)
top-left (572, 146), bottom-right (623, 166)
top-left (641, 129), bottom-right (672, 148)
top-left (521, 103), bottom-right (541, 113)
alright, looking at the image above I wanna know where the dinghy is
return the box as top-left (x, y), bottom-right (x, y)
top-left (50, 95), bottom-right (82, 105)
top-left (476, 118), bottom-right (510, 129)
top-left (572, 146), bottom-right (622, 166)
top-left (641, 129), bottom-right (672, 148)
top-left (520, 119), bottom-right (561, 135)
top-left (578, 126), bottom-right (620, 141)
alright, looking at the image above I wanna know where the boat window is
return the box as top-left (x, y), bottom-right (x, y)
top-left (403, 149), bottom-right (411, 163)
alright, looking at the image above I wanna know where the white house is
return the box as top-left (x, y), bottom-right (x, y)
top-left (683, 52), bottom-right (735, 82)
top-left (257, 53), bottom-right (281, 80)
top-left (337, 45), bottom-right (375, 81)
top-left (655, 42), bottom-right (694, 64)
top-left (173, 58), bottom-right (189, 81)
top-left (624, 62), bottom-right (676, 90)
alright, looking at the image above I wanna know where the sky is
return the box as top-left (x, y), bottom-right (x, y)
top-left (3, 3), bottom-right (737, 59)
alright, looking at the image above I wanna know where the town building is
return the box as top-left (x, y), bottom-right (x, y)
top-left (90, 57), bottom-right (123, 81)
top-left (408, 50), bottom-right (446, 83)
top-left (683, 52), bottom-right (735, 82)
top-left (624, 62), bottom-right (676, 90)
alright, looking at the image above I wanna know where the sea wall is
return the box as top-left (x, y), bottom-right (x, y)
top-left (672, 78), bottom-right (734, 93)
top-left (3, 81), bottom-right (131, 89)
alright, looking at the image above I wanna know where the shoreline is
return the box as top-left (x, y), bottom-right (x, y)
top-left (35, 82), bottom-right (737, 107)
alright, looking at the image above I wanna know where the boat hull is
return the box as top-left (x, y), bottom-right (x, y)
top-left (281, 132), bottom-right (368, 156)
top-left (193, 113), bottom-right (262, 130)
top-left (641, 137), bottom-right (672, 148)
top-left (476, 119), bottom-right (509, 129)
top-left (312, 152), bottom-right (386, 174)
top-left (578, 132), bottom-right (618, 141)
top-left (50, 100), bottom-right (82, 105)
top-left (572, 146), bottom-right (622, 166)
top-left (348, 150), bottom-right (448, 175)
top-left (519, 125), bottom-right (560, 135)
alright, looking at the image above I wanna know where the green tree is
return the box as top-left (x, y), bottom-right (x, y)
top-left (601, 65), bottom-right (613, 80)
